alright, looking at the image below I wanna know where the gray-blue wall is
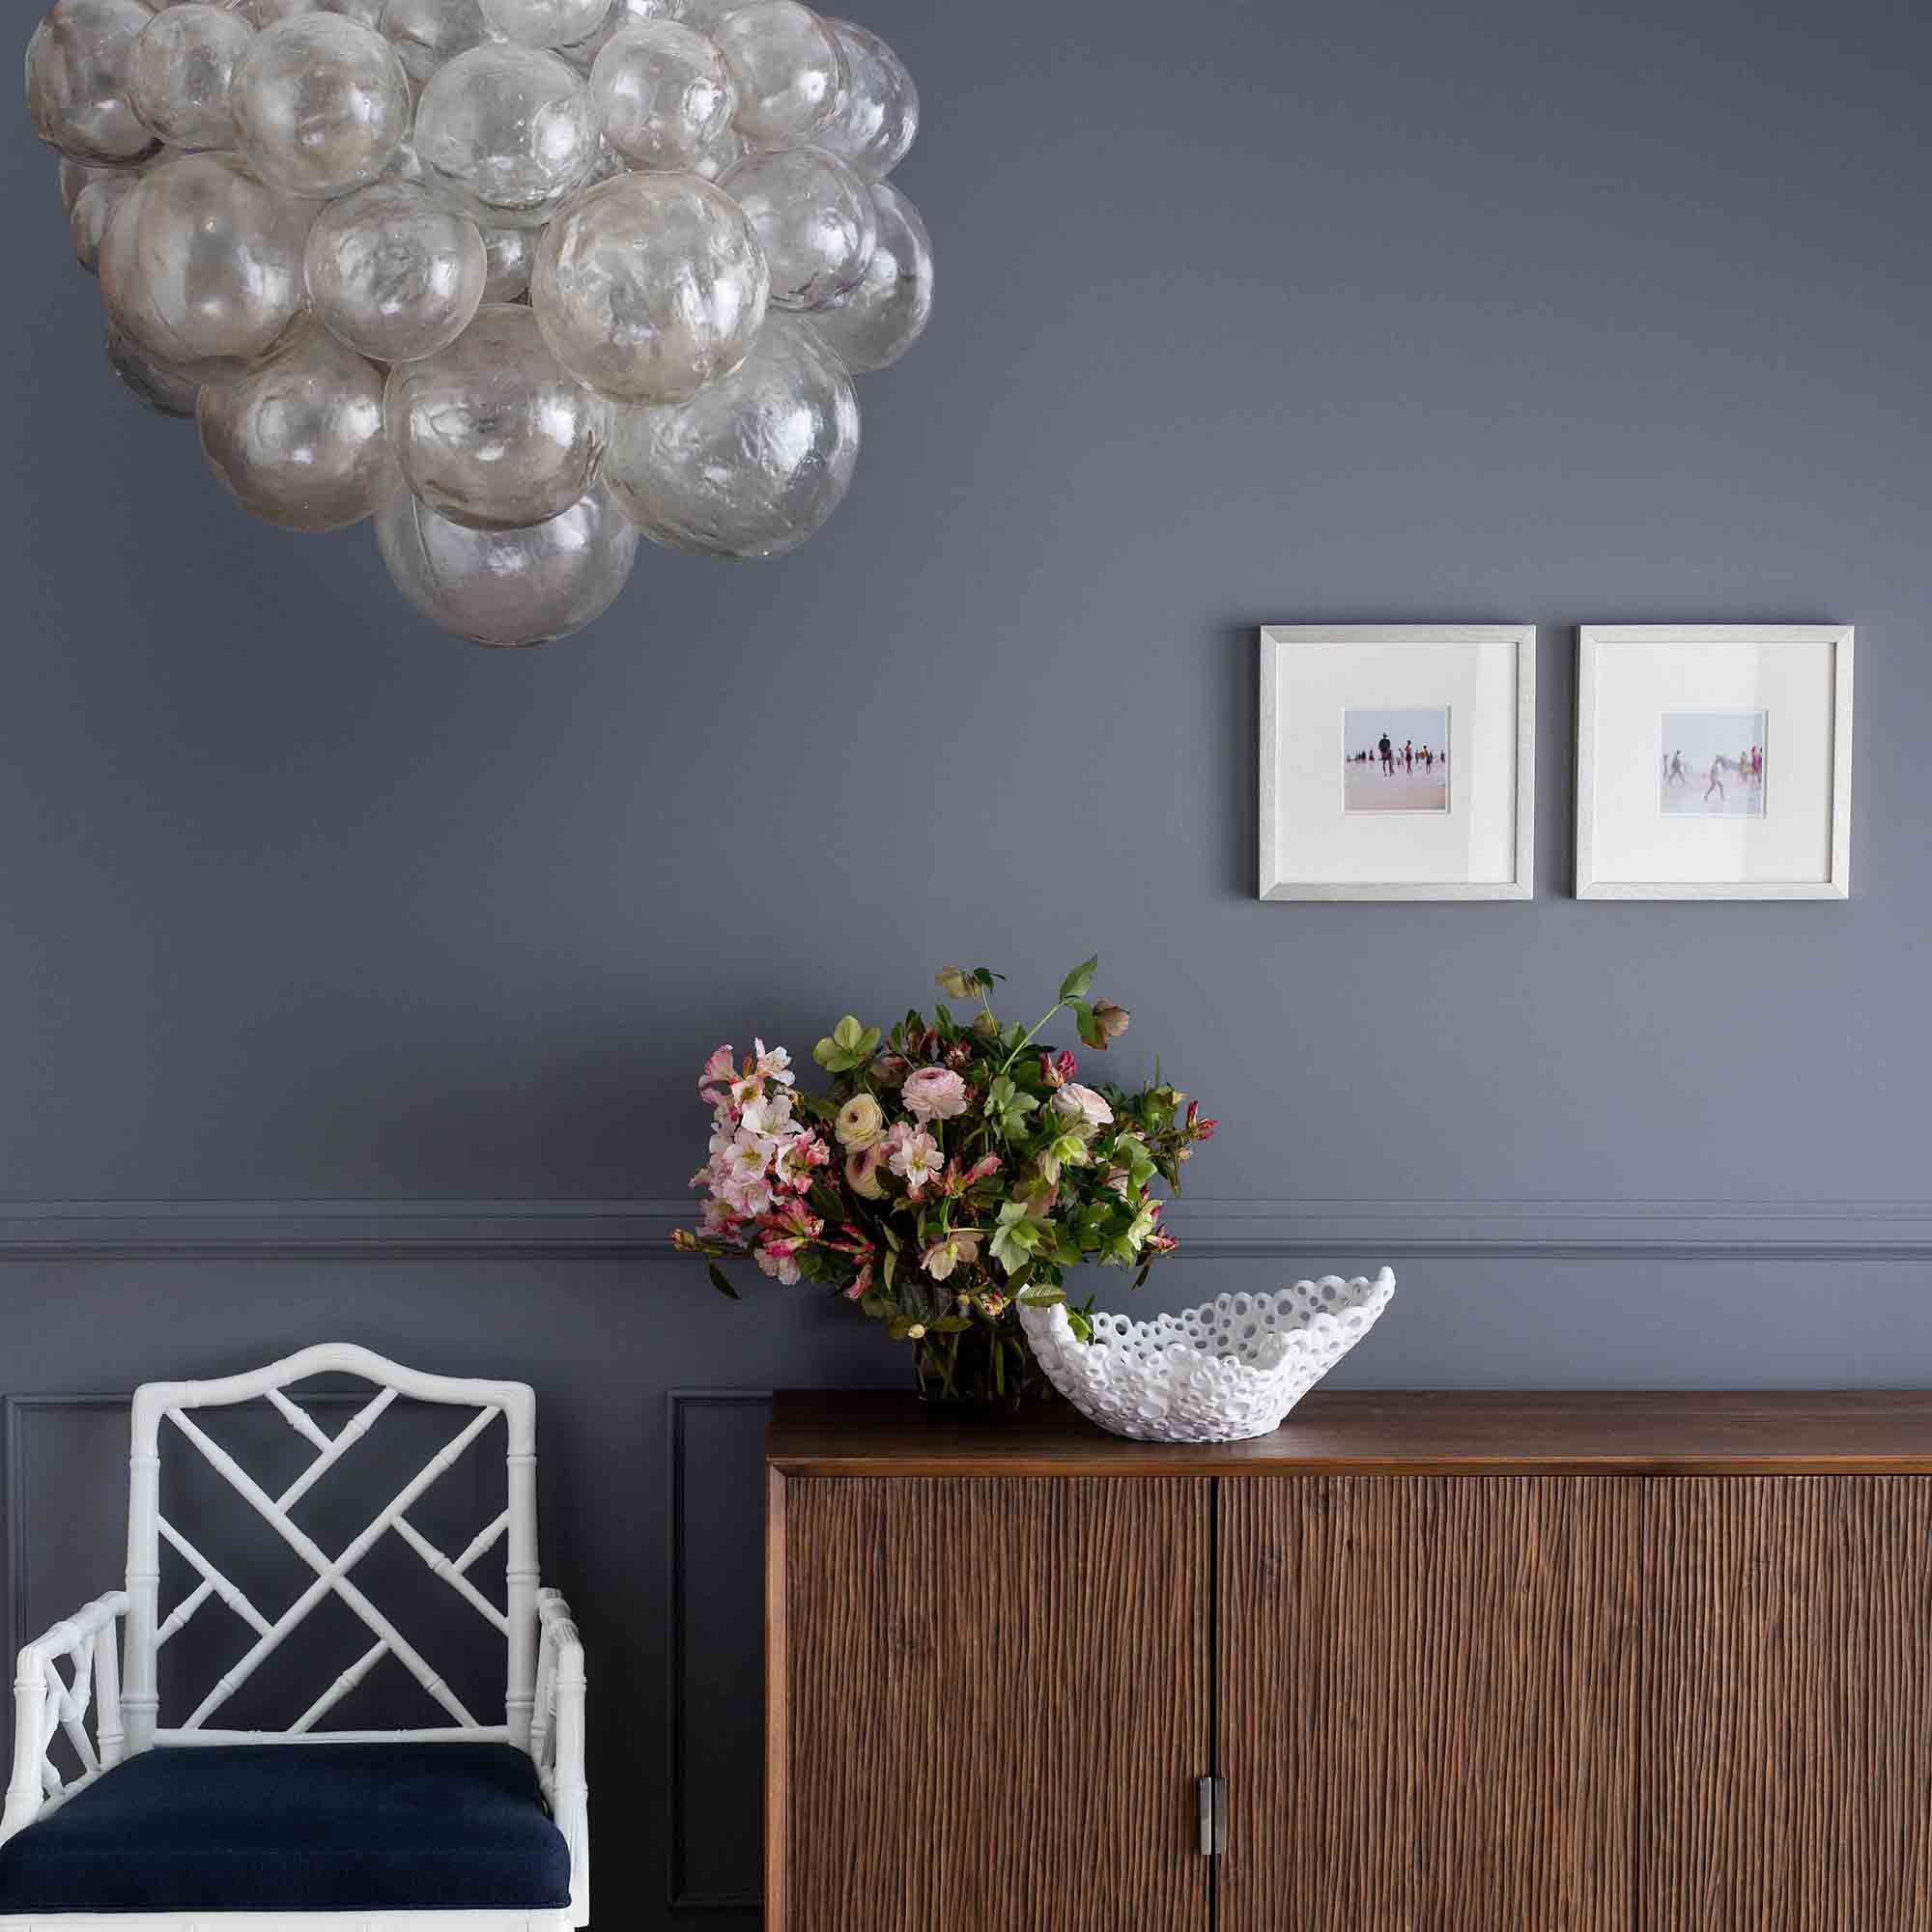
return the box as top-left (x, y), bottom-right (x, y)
top-left (5, 0), bottom-right (1929, 1919)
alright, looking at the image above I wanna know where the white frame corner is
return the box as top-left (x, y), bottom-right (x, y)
top-left (1258, 624), bottom-right (1537, 902)
top-left (1575, 624), bottom-right (1854, 901)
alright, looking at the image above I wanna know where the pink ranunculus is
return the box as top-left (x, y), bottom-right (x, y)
top-left (902, 1065), bottom-right (969, 1122)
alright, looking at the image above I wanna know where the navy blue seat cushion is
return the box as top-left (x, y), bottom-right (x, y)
top-left (0, 1741), bottom-right (571, 1915)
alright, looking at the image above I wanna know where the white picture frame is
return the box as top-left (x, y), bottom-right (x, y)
top-left (1575, 625), bottom-right (1854, 900)
top-left (1258, 625), bottom-right (1536, 901)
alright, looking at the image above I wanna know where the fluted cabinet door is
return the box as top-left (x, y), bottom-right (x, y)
top-left (1642, 1476), bottom-right (1932, 1929)
top-left (1218, 1476), bottom-right (1642, 1932)
top-left (773, 1474), bottom-right (1210, 1932)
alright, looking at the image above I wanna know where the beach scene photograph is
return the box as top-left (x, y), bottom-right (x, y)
top-left (1344, 707), bottom-right (1450, 812)
top-left (1661, 710), bottom-right (1766, 817)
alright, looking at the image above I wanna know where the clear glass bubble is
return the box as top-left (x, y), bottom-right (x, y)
top-left (70, 172), bottom-right (142, 272)
top-left (808, 177), bottom-right (928, 372)
top-left (384, 301), bottom-right (606, 527)
top-left (232, 14), bottom-right (412, 197)
top-left (415, 43), bottom-right (599, 227)
top-left (813, 17), bottom-right (914, 181)
top-left (27, 0), bottom-right (165, 165)
top-left (305, 181), bottom-right (487, 360)
top-left (197, 316), bottom-right (394, 527)
top-left (379, 0), bottom-right (488, 85)
top-left (721, 144), bottom-right (872, 310)
top-left (128, 3), bottom-right (255, 152)
top-left (99, 152), bottom-right (312, 380)
top-left (530, 170), bottom-right (767, 404)
top-left (106, 321), bottom-right (204, 415)
top-left (689, 119), bottom-right (744, 182)
top-left (374, 475), bottom-right (639, 646)
top-left (477, 0), bottom-right (610, 49)
top-left (554, 0), bottom-right (677, 73)
top-left (478, 220), bottom-right (535, 299)
top-left (61, 156), bottom-right (124, 217)
top-left (603, 309), bottom-right (857, 557)
top-left (590, 22), bottom-right (734, 171)
top-left (247, 0), bottom-right (386, 28)
top-left (676, 0), bottom-right (750, 32)
top-left (712, 0), bottom-right (842, 148)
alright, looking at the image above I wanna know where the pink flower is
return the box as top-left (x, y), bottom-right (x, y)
top-left (1050, 1082), bottom-right (1114, 1132)
top-left (888, 1126), bottom-right (943, 1197)
top-left (903, 1066), bottom-right (969, 1122)
top-left (753, 1038), bottom-right (795, 1089)
top-left (1039, 1049), bottom-right (1077, 1090)
top-left (739, 1092), bottom-right (794, 1141)
top-left (843, 1262), bottom-right (874, 1302)
top-left (922, 1231), bottom-right (981, 1283)
top-left (722, 1174), bottom-right (773, 1217)
top-left (699, 1044), bottom-right (736, 1108)
top-left (773, 1131), bottom-right (828, 1192)
top-left (724, 1131), bottom-right (771, 1186)
top-left (755, 1240), bottom-right (801, 1285)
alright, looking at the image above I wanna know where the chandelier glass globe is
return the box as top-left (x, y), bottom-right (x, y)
top-left (25, 0), bottom-right (933, 647)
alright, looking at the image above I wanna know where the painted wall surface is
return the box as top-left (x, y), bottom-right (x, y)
top-left (4, 0), bottom-right (1929, 1919)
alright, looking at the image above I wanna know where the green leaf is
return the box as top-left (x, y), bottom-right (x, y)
top-left (706, 1264), bottom-right (741, 1301)
top-left (1015, 1283), bottom-right (1066, 1307)
top-left (813, 1014), bottom-right (882, 1072)
top-left (930, 1316), bottom-right (971, 1333)
top-left (1058, 956), bottom-right (1098, 1003)
top-left (859, 1290), bottom-right (895, 1320)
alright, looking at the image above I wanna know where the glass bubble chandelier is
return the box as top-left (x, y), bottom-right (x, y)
top-left (26, 0), bottom-right (932, 647)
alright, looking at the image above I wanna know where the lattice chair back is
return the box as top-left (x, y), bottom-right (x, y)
top-left (119, 1345), bottom-right (539, 1759)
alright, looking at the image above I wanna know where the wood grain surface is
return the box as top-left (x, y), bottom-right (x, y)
top-left (1643, 1476), bottom-right (1932, 1929)
top-left (768, 1389), bottom-right (1932, 1478)
top-left (775, 1476), bottom-right (1210, 1932)
top-left (1218, 1476), bottom-right (1642, 1932)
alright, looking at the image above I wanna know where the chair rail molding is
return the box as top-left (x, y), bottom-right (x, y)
top-left (3, 1198), bottom-right (1931, 1261)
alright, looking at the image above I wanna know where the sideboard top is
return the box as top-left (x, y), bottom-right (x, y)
top-left (767, 1389), bottom-right (1932, 1477)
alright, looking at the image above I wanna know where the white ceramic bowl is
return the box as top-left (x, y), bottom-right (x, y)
top-left (1018, 1268), bottom-right (1396, 1443)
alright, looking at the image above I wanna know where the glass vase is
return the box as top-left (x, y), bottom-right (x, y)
top-left (912, 1312), bottom-right (1057, 1413)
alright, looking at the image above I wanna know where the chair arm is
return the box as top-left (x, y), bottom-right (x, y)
top-left (3, 1591), bottom-right (129, 1848)
top-left (532, 1588), bottom-right (588, 1929)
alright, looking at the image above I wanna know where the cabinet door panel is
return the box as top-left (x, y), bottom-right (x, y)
top-left (779, 1475), bottom-right (1209, 1932)
top-left (1644, 1475), bottom-right (1932, 1929)
top-left (1219, 1476), bottom-right (1640, 1932)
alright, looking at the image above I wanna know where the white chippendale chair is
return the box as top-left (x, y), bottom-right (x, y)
top-left (0, 1345), bottom-right (588, 1931)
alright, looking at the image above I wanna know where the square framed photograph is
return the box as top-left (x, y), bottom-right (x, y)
top-left (1576, 625), bottom-right (1854, 900)
top-left (1258, 625), bottom-right (1535, 900)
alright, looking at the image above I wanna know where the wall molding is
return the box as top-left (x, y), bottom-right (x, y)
top-left (3, 1197), bottom-right (1932, 1261)
top-left (666, 1389), bottom-right (771, 1918)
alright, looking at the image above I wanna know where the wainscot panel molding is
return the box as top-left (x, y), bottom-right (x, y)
top-left (6, 1199), bottom-right (1932, 1261)
top-left (666, 1391), bottom-right (772, 1917)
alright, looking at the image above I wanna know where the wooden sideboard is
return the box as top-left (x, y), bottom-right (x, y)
top-left (765, 1389), bottom-right (1932, 1931)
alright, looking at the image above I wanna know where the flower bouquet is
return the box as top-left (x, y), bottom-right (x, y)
top-left (674, 958), bottom-right (1216, 1407)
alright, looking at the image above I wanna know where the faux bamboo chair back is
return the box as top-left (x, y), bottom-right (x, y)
top-left (120, 1344), bottom-right (539, 1758)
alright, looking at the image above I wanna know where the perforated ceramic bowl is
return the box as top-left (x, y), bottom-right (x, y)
top-left (1018, 1268), bottom-right (1396, 1443)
